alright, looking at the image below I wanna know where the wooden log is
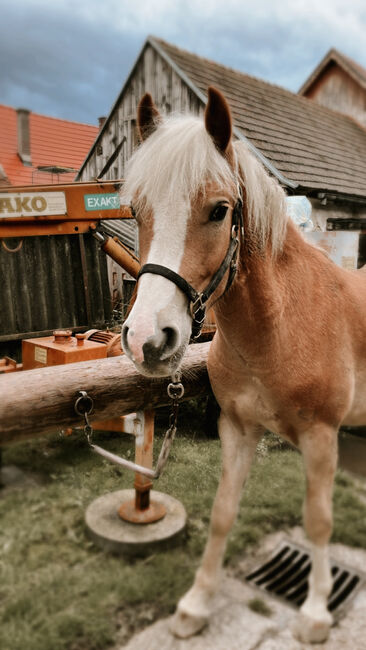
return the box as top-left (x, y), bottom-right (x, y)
top-left (0, 342), bottom-right (210, 442)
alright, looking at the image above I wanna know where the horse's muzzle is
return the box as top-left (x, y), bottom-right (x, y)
top-left (122, 323), bottom-right (182, 376)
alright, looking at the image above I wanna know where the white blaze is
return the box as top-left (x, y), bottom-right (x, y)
top-left (125, 197), bottom-right (192, 363)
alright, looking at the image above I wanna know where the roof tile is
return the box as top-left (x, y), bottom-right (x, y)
top-left (0, 105), bottom-right (98, 186)
top-left (154, 38), bottom-right (366, 198)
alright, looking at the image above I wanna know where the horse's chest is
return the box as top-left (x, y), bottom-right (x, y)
top-left (238, 382), bottom-right (284, 432)
top-left (211, 370), bottom-right (284, 434)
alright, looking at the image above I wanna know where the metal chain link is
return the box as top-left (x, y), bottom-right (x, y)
top-left (74, 390), bottom-right (94, 445)
top-left (72, 373), bottom-right (184, 479)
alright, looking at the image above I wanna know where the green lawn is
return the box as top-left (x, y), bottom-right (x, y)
top-left (1, 416), bottom-right (366, 650)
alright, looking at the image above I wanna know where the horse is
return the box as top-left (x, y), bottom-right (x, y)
top-left (121, 86), bottom-right (366, 644)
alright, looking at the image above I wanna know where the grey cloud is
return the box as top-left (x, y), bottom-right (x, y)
top-left (0, 1), bottom-right (365, 124)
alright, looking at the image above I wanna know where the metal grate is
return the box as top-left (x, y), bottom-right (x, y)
top-left (246, 540), bottom-right (365, 619)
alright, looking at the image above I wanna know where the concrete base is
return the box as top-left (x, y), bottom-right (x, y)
top-left (85, 489), bottom-right (187, 555)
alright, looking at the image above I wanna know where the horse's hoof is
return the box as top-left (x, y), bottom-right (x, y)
top-left (292, 610), bottom-right (332, 644)
top-left (169, 606), bottom-right (208, 638)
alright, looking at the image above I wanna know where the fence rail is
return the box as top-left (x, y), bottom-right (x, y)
top-left (0, 342), bottom-right (210, 442)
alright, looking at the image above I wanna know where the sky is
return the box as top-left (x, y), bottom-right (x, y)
top-left (1, 0), bottom-right (365, 125)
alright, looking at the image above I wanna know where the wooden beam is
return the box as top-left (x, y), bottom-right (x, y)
top-left (0, 342), bottom-right (210, 443)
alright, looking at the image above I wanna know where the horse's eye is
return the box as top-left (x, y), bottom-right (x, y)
top-left (209, 204), bottom-right (228, 222)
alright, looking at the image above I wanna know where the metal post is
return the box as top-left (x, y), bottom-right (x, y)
top-left (118, 410), bottom-right (166, 524)
top-left (134, 409), bottom-right (154, 510)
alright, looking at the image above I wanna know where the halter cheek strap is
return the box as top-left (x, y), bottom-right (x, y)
top-left (136, 194), bottom-right (243, 340)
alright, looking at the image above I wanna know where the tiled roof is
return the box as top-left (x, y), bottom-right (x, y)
top-left (299, 48), bottom-right (366, 95)
top-left (0, 105), bottom-right (98, 186)
top-left (152, 38), bottom-right (366, 199)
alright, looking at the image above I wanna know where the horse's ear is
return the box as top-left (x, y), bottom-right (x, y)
top-left (205, 87), bottom-right (232, 153)
top-left (137, 93), bottom-right (161, 141)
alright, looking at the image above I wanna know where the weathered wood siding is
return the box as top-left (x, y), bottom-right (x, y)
top-left (305, 63), bottom-right (366, 127)
top-left (79, 44), bottom-right (203, 182)
top-left (78, 44), bottom-right (203, 311)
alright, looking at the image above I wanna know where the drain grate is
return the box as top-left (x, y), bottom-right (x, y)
top-left (245, 540), bottom-right (365, 619)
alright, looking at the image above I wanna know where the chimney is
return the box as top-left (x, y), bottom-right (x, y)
top-left (98, 116), bottom-right (106, 131)
top-left (16, 108), bottom-right (32, 166)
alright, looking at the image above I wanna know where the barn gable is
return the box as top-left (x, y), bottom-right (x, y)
top-left (76, 38), bottom-right (203, 184)
top-left (299, 48), bottom-right (366, 128)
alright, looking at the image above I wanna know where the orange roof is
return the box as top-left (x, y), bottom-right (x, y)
top-left (0, 105), bottom-right (98, 186)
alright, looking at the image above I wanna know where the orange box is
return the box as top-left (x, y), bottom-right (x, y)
top-left (22, 330), bottom-right (107, 370)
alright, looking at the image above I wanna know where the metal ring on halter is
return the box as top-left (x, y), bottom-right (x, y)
top-left (167, 382), bottom-right (184, 400)
top-left (74, 390), bottom-right (94, 416)
top-left (231, 224), bottom-right (239, 239)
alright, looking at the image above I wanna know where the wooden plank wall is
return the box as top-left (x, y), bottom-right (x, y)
top-left (306, 65), bottom-right (366, 128)
top-left (79, 44), bottom-right (203, 182)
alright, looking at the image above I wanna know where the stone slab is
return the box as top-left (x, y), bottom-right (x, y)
top-left (85, 489), bottom-right (187, 555)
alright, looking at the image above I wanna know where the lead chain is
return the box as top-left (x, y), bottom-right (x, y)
top-left (74, 390), bottom-right (94, 445)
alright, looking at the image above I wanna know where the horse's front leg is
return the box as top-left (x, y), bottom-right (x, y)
top-left (171, 414), bottom-right (263, 638)
top-left (293, 425), bottom-right (338, 644)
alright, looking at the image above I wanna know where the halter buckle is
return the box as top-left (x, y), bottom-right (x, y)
top-left (190, 293), bottom-right (207, 320)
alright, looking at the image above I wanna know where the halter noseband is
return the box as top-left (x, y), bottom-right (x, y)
top-left (136, 193), bottom-right (243, 340)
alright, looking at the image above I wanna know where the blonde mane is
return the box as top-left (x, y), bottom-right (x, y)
top-left (122, 114), bottom-right (288, 255)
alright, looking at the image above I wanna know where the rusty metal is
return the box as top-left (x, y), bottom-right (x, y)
top-left (118, 410), bottom-right (167, 524)
top-left (1, 239), bottom-right (23, 253)
top-left (22, 330), bottom-right (107, 370)
top-left (0, 357), bottom-right (21, 373)
top-left (53, 330), bottom-right (72, 343)
top-left (118, 497), bottom-right (166, 524)
top-left (96, 233), bottom-right (140, 279)
top-left (0, 220), bottom-right (101, 238)
top-left (0, 325), bottom-right (90, 343)
top-left (84, 329), bottom-right (122, 357)
top-left (0, 180), bottom-right (133, 240)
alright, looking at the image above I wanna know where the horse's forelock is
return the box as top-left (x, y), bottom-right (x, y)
top-left (121, 113), bottom-right (288, 257)
top-left (121, 115), bottom-right (236, 213)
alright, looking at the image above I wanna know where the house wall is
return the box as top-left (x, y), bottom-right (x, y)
top-left (310, 197), bottom-right (366, 268)
top-left (305, 63), bottom-right (366, 127)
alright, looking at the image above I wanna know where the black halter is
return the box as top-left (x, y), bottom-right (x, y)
top-left (137, 193), bottom-right (243, 340)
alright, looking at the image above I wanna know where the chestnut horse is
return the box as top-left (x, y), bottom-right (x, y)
top-left (121, 87), bottom-right (366, 644)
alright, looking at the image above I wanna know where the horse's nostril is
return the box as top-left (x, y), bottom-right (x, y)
top-left (163, 327), bottom-right (178, 352)
top-left (121, 324), bottom-right (129, 353)
top-left (142, 327), bottom-right (179, 364)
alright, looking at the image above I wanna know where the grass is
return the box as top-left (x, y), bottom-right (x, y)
top-left (1, 420), bottom-right (366, 650)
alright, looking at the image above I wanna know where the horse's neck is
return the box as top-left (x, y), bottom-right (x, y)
top-left (214, 221), bottom-right (306, 361)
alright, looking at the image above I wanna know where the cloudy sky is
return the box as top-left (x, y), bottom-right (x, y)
top-left (1, 0), bottom-right (365, 125)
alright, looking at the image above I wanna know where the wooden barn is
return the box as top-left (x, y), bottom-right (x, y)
top-left (76, 36), bottom-right (366, 297)
top-left (299, 48), bottom-right (366, 129)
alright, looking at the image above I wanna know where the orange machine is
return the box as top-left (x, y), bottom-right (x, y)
top-left (22, 330), bottom-right (107, 370)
